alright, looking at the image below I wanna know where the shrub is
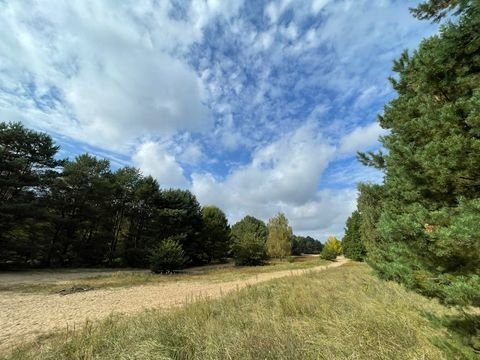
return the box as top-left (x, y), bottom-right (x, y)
top-left (150, 238), bottom-right (187, 273)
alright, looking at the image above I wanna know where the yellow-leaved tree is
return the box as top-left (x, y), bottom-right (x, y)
top-left (266, 212), bottom-right (293, 259)
top-left (320, 236), bottom-right (343, 260)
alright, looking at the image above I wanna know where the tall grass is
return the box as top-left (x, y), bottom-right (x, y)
top-left (4, 263), bottom-right (477, 359)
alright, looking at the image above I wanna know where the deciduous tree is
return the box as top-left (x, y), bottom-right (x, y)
top-left (266, 213), bottom-right (293, 258)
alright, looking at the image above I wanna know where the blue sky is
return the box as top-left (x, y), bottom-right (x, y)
top-left (0, 0), bottom-right (436, 239)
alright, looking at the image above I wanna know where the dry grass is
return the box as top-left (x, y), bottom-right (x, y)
top-left (0, 256), bottom-right (326, 294)
top-left (3, 262), bottom-right (477, 360)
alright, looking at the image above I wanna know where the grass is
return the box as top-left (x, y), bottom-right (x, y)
top-left (0, 255), bottom-right (327, 294)
top-left (4, 262), bottom-right (478, 360)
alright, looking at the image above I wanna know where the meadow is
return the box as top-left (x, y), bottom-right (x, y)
top-left (3, 262), bottom-right (477, 360)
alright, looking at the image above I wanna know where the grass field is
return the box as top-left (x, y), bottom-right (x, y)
top-left (4, 262), bottom-right (478, 360)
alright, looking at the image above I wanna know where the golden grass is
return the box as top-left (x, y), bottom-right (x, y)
top-left (4, 262), bottom-right (477, 359)
top-left (0, 256), bottom-right (327, 294)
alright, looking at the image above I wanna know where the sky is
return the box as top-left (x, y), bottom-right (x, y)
top-left (0, 0), bottom-right (437, 240)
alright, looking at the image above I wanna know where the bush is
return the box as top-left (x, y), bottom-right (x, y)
top-left (231, 235), bottom-right (268, 266)
top-left (150, 238), bottom-right (187, 273)
top-left (123, 248), bottom-right (150, 268)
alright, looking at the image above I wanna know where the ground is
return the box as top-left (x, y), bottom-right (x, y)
top-left (0, 255), bottom-right (338, 353)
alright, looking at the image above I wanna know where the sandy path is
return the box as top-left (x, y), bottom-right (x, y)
top-left (0, 258), bottom-right (348, 352)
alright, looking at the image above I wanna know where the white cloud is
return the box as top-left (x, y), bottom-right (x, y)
top-left (190, 120), bottom-right (387, 238)
top-left (289, 189), bottom-right (357, 239)
top-left (0, 0), bottom-right (247, 151)
top-left (339, 122), bottom-right (387, 154)
top-left (311, 0), bottom-right (331, 14)
top-left (191, 123), bottom-right (345, 236)
top-left (0, 0), bottom-right (435, 239)
top-left (132, 141), bottom-right (189, 189)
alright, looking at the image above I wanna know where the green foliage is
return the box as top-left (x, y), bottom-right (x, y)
top-left (356, 184), bottom-right (384, 252)
top-left (410, 0), bottom-right (471, 22)
top-left (231, 216), bottom-right (268, 265)
top-left (0, 122), bottom-right (62, 266)
top-left (291, 235), bottom-right (323, 255)
top-left (201, 205), bottom-right (231, 262)
top-left (342, 211), bottom-right (367, 261)
top-left (158, 189), bottom-right (206, 265)
top-left (51, 154), bottom-right (114, 266)
top-left (107, 167), bottom-right (143, 264)
top-left (0, 121), bottom-right (232, 270)
top-left (266, 212), bottom-right (293, 258)
top-left (320, 236), bottom-right (342, 260)
top-left (231, 234), bottom-right (268, 266)
top-left (123, 248), bottom-right (150, 268)
top-left (359, 3), bottom-right (480, 307)
top-left (149, 238), bottom-right (187, 273)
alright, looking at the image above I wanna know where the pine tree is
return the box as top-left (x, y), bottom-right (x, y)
top-left (201, 205), bottom-right (231, 262)
top-left (0, 122), bottom-right (62, 266)
top-left (157, 189), bottom-right (205, 265)
top-left (231, 215), bottom-right (268, 265)
top-left (360, 2), bottom-right (480, 306)
top-left (342, 211), bottom-right (366, 261)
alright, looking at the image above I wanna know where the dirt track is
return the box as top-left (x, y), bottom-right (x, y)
top-left (0, 258), bottom-right (348, 352)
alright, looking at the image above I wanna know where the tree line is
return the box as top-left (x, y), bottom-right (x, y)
top-left (0, 121), bottom-right (222, 269)
top-left (0, 123), bottom-right (325, 270)
top-left (342, 0), bottom-right (479, 307)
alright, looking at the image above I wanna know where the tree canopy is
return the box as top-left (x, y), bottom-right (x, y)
top-left (342, 211), bottom-right (366, 261)
top-left (320, 236), bottom-right (342, 261)
top-left (357, 2), bottom-right (480, 306)
top-left (231, 215), bottom-right (268, 265)
top-left (201, 205), bottom-right (231, 262)
top-left (0, 122), bottom-right (235, 269)
top-left (292, 235), bottom-right (323, 255)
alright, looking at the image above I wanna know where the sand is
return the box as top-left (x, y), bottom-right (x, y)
top-left (0, 257), bottom-right (348, 352)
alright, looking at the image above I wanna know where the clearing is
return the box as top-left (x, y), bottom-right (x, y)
top-left (0, 256), bottom-right (342, 353)
top-left (4, 261), bottom-right (476, 360)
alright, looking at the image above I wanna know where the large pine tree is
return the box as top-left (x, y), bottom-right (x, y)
top-left (360, 0), bottom-right (480, 306)
top-left (0, 122), bottom-right (62, 266)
